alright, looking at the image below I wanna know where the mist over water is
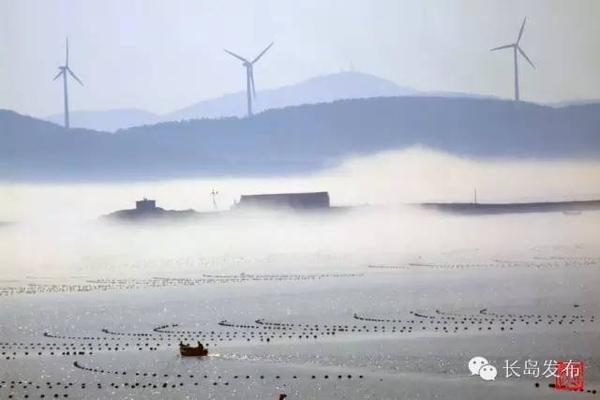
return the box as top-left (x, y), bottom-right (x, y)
top-left (1, 147), bottom-right (600, 222)
top-left (1, 148), bottom-right (599, 280)
top-left (1, 205), bottom-right (600, 280)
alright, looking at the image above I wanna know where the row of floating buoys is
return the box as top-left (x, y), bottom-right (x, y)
top-left (1, 273), bottom-right (362, 298)
top-left (5, 394), bottom-right (68, 398)
top-left (16, 306), bottom-right (595, 366)
top-left (73, 360), bottom-right (366, 384)
top-left (2, 340), bottom-right (170, 359)
top-left (368, 258), bottom-right (600, 271)
top-left (101, 328), bottom-right (152, 337)
top-left (441, 307), bottom-right (595, 322)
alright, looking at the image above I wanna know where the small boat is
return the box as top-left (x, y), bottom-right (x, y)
top-left (179, 342), bottom-right (208, 357)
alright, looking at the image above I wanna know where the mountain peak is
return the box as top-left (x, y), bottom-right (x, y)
top-left (293, 70), bottom-right (417, 94)
top-left (166, 71), bottom-right (415, 121)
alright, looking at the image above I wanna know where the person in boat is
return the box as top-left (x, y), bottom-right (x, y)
top-left (179, 341), bottom-right (205, 350)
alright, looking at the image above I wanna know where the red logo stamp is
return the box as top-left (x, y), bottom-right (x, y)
top-left (555, 360), bottom-right (584, 391)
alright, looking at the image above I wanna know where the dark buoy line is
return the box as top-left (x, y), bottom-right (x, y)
top-left (5, 306), bottom-right (595, 365)
top-left (72, 359), bottom-right (364, 383)
top-left (0, 273), bottom-right (363, 298)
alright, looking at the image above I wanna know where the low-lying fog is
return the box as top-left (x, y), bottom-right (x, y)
top-left (1, 147), bottom-right (599, 279)
top-left (2, 147), bottom-right (600, 222)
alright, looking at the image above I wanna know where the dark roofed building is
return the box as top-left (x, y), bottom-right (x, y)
top-left (136, 198), bottom-right (156, 211)
top-left (236, 192), bottom-right (330, 210)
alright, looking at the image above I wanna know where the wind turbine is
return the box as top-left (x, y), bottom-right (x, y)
top-left (53, 38), bottom-right (83, 129)
top-left (490, 17), bottom-right (535, 101)
top-left (210, 188), bottom-right (219, 211)
top-left (224, 42), bottom-right (274, 117)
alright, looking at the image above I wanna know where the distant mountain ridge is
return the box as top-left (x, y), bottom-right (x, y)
top-left (166, 71), bottom-right (421, 121)
top-left (43, 71), bottom-right (491, 132)
top-left (4, 96), bottom-right (600, 181)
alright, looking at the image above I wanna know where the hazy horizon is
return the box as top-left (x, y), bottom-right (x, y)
top-left (2, 0), bottom-right (600, 117)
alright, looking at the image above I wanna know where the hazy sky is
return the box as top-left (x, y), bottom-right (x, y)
top-left (1, 0), bottom-right (599, 117)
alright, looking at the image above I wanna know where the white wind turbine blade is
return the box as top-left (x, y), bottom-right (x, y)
top-left (67, 68), bottom-right (84, 85)
top-left (53, 69), bottom-right (64, 81)
top-left (516, 17), bottom-right (527, 44)
top-left (518, 47), bottom-right (535, 69)
top-left (65, 37), bottom-right (69, 67)
top-left (251, 42), bottom-right (273, 64)
top-left (224, 49), bottom-right (249, 63)
top-left (490, 43), bottom-right (514, 51)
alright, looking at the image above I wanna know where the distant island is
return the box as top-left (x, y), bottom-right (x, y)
top-left (103, 192), bottom-right (332, 221)
top-left (421, 199), bottom-right (600, 215)
top-left (102, 194), bottom-right (600, 222)
top-left (104, 198), bottom-right (200, 221)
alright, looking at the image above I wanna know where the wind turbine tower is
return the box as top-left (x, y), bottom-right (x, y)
top-left (490, 18), bottom-right (535, 101)
top-left (210, 188), bottom-right (219, 211)
top-left (53, 38), bottom-right (83, 129)
top-left (224, 42), bottom-right (274, 117)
